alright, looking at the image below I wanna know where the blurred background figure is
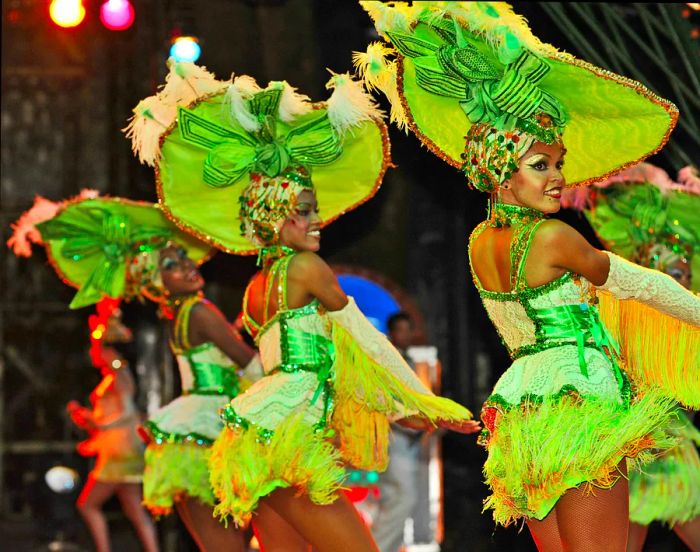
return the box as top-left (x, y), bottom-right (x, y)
top-left (371, 312), bottom-right (423, 552)
top-left (66, 299), bottom-right (159, 552)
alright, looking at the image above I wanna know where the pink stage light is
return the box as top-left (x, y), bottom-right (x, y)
top-left (99, 0), bottom-right (135, 31)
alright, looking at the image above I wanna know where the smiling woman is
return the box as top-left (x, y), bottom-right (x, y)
top-left (358, 2), bottom-right (699, 551)
top-left (127, 60), bottom-right (478, 552)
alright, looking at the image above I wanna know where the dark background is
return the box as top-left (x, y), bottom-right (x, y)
top-left (2, 1), bottom-right (698, 550)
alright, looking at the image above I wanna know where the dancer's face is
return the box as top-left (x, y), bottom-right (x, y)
top-left (159, 245), bottom-right (204, 296)
top-left (501, 141), bottom-right (565, 214)
top-left (279, 190), bottom-right (322, 252)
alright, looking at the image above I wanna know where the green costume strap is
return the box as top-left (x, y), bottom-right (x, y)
top-left (510, 218), bottom-right (545, 291)
top-left (171, 295), bottom-right (240, 397)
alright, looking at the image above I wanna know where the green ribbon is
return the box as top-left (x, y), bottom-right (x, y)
top-left (535, 303), bottom-right (623, 390)
top-left (177, 86), bottom-right (344, 188)
top-left (37, 205), bottom-right (171, 308)
top-left (386, 21), bottom-right (567, 135)
top-left (277, 321), bottom-right (334, 407)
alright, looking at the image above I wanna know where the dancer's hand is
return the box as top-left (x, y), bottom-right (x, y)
top-left (439, 419), bottom-right (481, 434)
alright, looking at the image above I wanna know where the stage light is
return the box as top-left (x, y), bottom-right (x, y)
top-left (170, 36), bottom-right (201, 63)
top-left (49, 0), bottom-right (86, 28)
top-left (45, 466), bottom-right (80, 494)
top-left (100, 0), bottom-right (135, 31)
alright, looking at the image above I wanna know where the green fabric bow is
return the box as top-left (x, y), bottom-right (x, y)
top-left (386, 20), bottom-right (567, 137)
top-left (37, 206), bottom-right (171, 308)
top-left (178, 86), bottom-right (343, 187)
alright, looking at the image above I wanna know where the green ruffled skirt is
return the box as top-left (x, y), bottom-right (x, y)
top-left (480, 345), bottom-right (676, 526)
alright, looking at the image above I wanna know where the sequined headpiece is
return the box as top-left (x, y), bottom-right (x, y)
top-left (239, 167), bottom-right (314, 247)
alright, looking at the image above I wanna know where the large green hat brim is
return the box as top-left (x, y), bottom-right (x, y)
top-left (41, 197), bottom-right (212, 299)
top-left (585, 185), bottom-right (700, 292)
top-left (397, 22), bottom-right (677, 187)
top-left (156, 94), bottom-right (391, 254)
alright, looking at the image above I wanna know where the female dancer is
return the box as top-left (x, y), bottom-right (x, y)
top-left (66, 298), bottom-right (159, 552)
top-left (127, 63), bottom-right (479, 551)
top-left (9, 195), bottom-right (263, 551)
top-left (562, 163), bottom-right (700, 552)
top-left (357, 2), bottom-right (699, 550)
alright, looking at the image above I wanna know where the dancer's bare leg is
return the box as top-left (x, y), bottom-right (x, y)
top-left (175, 498), bottom-right (204, 550)
top-left (115, 483), bottom-right (160, 552)
top-left (261, 487), bottom-right (378, 552)
top-left (626, 522), bottom-right (648, 552)
top-left (77, 476), bottom-right (117, 552)
top-left (555, 461), bottom-right (630, 552)
top-left (177, 496), bottom-right (245, 552)
top-left (253, 501), bottom-right (311, 552)
top-left (673, 516), bottom-right (700, 552)
top-left (527, 509), bottom-right (564, 552)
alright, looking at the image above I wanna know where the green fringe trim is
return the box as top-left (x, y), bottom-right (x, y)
top-left (330, 321), bottom-right (473, 470)
top-left (143, 442), bottom-right (215, 516)
top-left (598, 291), bottom-right (700, 409)
top-left (482, 389), bottom-right (677, 526)
top-left (209, 412), bottom-right (346, 527)
top-left (629, 411), bottom-right (700, 526)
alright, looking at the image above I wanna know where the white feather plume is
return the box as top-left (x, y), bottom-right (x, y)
top-left (278, 81), bottom-right (312, 122)
top-left (225, 76), bottom-right (262, 132)
top-left (325, 71), bottom-right (384, 136)
top-left (160, 58), bottom-right (228, 105)
top-left (232, 74), bottom-right (262, 97)
top-left (360, 1), bottom-right (414, 37)
top-left (123, 96), bottom-right (177, 167)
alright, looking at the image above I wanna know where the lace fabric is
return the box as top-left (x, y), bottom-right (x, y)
top-left (600, 251), bottom-right (700, 325)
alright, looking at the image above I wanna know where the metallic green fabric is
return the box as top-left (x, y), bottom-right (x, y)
top-left (278, 309), bottom-right (334, 407)
top-left (34, 198), bottom-right (211, 309)
top-left (533, 303), bottom-right (622, 383)
top-left (385, 29), bottom-right (567, 140)
top-left (187, 353), bottom-right (240, 397)
top-left (177, 86), bottom-right (343, 188)
top-left (585, 183), bottom-right (700, 292)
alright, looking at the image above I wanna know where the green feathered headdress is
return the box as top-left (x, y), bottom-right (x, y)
top-left (126, 61), bottom-right (392, 254)
top-left (9, 195), bottom-right (211, 308)
top-left (356, 1), bottom-right (677, 188)
top-left (583, 180), bottom-right (700, 292)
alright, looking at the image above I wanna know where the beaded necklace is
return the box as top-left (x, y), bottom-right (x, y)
top-left (488, 200), bottom-right (544, 228)
top-left (257, 244), bottom-right (296, 267)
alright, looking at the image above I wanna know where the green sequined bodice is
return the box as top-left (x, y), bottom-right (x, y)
top-left (243, 253), bottom-right (334, 374)
top-left (170, 295), bottom-right (241, 397)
